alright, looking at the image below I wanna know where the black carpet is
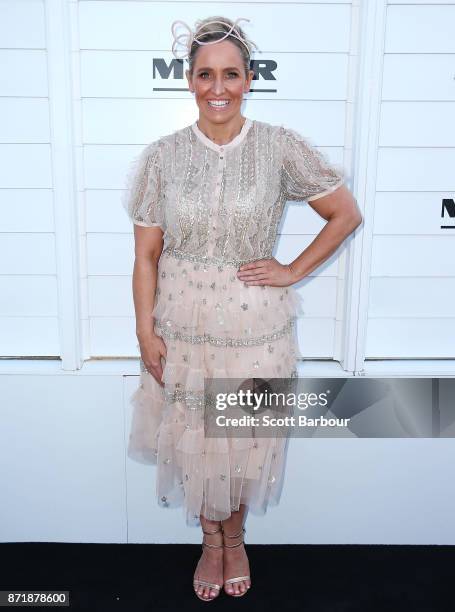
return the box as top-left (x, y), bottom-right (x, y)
top-left (1, 543), bottom-right (452, 611)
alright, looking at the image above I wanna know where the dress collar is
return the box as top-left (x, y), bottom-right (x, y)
top-left (191, 117), bottom-right (253, 153)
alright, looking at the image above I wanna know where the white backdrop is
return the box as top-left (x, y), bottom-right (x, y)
top-left (1, 0), bottom-right (454, 544)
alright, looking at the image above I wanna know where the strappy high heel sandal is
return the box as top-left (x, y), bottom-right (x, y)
top-left (193, 525), bottom-right (223, 602)
top-left (221, 525), bottom-right (251, 597)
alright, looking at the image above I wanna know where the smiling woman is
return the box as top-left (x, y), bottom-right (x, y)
top-left (123, 14), bottom-right (360, 603)
top-left (183, 17), bottom-right (255, 140)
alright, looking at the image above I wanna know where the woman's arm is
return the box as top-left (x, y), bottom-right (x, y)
top-left (132, 224), bottom-right (164, 339)
top-left (132, 225), bottom-right (167, 386)
top-left (237, 185), bottom-right (362, 287)
top-left (287, 184), bottom-right (362, 283)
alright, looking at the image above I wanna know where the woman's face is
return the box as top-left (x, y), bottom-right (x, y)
top-left (186, 39), bottom-right (254, 126)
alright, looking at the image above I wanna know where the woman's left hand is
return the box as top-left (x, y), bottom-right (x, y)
top-left (237, 257), bottom-right (297, 287)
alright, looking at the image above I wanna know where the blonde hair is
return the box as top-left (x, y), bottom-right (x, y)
top-left (187, 16), bottom-right (254, 77)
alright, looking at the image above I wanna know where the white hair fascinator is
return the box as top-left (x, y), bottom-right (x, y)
top-left (171, 17), bottom-right (259, 60)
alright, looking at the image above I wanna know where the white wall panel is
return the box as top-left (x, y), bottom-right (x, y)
top-left (371, 236), bottom-right (454, 278)
top-left (0, 99), bottom-right (50, 143)
top-left (88, 275), bottom-right (133, 316)
top-left (87, 233), bottom-right (133, 277)
top-left (361, 2), bottom-right (455, 361)
top-left (0, 276), bottom-right (58, 316)
top-left (376, 148), bottom-right (455, 192)
top-left (374, 192), bottom-right (453, 235)
top-left (382, 55), bottom-right (455, 101)
top-left (297, 276), bottom-right (338, 318)
top-left (385, 5), bottom-right (455, 53)
top-left (369, 278), bottom-right (455, 318)
top-left (90, 316), bottom-right (137, 356)
top-left (0, 317), bottom-right (59, 356)
top-left (0, 144), bottom-right (52, 188)
top-left (0, 0), bottom-right (57, 359)
top-left (379, 102), bottom-right (455, 147)
top-left (85, 190), bottom-right (125, 233)
top-left (0, 234), bottom-right (56, 274)
top-left (366, 319), bottom-right (455, 359)
top-left (0, 0), bottom-right (45, 49)
top-left (296, 317), bottom-right (335, 358)
top-left (282, 200), bottom-right (338, 235)
top-left (0, 50), bottom-right (48, 97)
top-left (79, 2), bottom-right (350, 52)
top-left (0, 189), bottom-right (54, 232)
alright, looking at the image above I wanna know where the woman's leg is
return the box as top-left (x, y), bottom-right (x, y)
top-left (193, 515), bottom-right (224, 600)
top-left (221, 504), bottom-right (251, 595)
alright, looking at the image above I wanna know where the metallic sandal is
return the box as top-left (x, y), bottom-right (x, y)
top-left (222, 526), bottom-right (251, 597)
top-left (193, 525), bottom-right (223, 601)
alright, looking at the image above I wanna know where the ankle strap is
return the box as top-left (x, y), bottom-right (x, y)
top-left (222, 526), bottom-right (246, 538)
top-left (202, 525), bottom-right (222, 535)
top-left (202, 541), bottom-right (223, 549)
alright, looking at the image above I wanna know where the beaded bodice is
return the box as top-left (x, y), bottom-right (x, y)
top-left (122, 117), bottom-right (344, 266)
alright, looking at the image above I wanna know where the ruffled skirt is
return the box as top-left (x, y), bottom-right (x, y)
top-left (127, 250), bottom-right (304, 526)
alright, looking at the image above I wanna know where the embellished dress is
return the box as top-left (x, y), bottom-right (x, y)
top-left (122, 117), bottom-right (344, 526)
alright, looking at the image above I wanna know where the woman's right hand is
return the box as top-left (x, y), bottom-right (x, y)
top-left (138, 332), bottom-right (167, 387)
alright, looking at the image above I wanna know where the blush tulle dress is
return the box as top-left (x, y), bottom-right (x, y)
top-left (122, 117), bottom-right (344, 526)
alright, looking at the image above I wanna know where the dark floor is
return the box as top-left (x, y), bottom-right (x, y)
top-left (1, 543), bottom-right (452, 611)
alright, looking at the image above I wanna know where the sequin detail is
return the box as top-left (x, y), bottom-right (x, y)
top-left (162, 247), bottom-right (272, 269)
top-left (155, 317), bottom-right (296, 347)
top-left (164, 388), bottom-right (204, 409)
top-left (122, 119), bottom-right (345, 261)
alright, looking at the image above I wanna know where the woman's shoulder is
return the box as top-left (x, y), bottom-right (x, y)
top-left (250, 118), bottom-right (293, 143)
top-left (252, 117), bottom-right (289, 131)
top-left (249, 118), bottom-right (291, 149)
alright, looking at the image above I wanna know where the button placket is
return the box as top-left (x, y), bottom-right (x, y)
top-left (208, 147), bottom-right (225, 256)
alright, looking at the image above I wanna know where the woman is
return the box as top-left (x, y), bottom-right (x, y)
top-left (123, 16), bottom-right (362, 601)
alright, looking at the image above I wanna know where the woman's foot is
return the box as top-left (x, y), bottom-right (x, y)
top-left (222, 525), bottom-right (251, 597)
top-left (193, 522), bottom-right (224, 601)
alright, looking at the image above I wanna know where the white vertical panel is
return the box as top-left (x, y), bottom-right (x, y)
top-left (365, 3), bottom-right (455, 361)
top-left (0, 0), bottom-right (55, 359)
top-left (347, 0), bottom-right (388, 372)
top-left (44, 0), bottom-right (83, 368)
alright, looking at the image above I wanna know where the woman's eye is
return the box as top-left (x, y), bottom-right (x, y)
top-left (198, 72), bottom-right (239, 78)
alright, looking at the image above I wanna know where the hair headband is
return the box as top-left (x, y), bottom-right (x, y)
top-left (171, 18), bottom-right (259, 61)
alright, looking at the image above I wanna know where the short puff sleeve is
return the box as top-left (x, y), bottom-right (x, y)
top-left (281, 127), bottom-right (345, 202)
top-left (121, 141), bottom-right (165, 229)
